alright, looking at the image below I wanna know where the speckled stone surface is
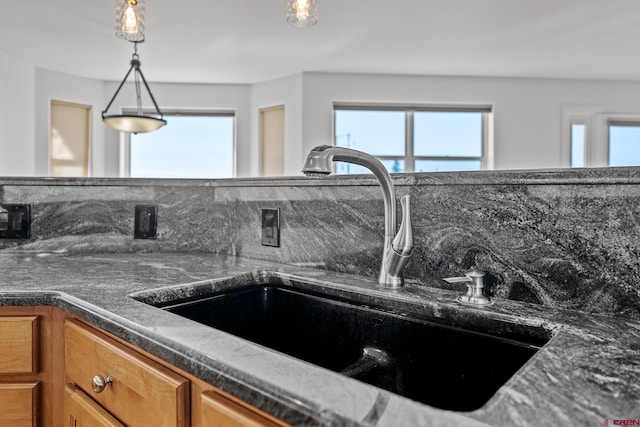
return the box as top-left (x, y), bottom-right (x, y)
top-left (2, 168), bottom-right (640, 320)
top-left (0, 252), bottom-right (638, 426)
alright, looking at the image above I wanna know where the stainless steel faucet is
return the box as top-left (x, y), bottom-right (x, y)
top-left (302, 145), bottom-right (413, 288)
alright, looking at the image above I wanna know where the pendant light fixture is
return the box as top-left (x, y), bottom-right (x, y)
top-left (102, 42), bottom-right (166, 133)
top-left (115, 0), bottom-right (145, 42)
top-left (287, 0), bottom-right (318, 27)
top-left (104, 0), bottom-right (165, 133)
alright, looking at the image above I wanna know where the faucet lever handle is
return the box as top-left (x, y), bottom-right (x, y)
top-left (391, 195), bottom-right (413, 256)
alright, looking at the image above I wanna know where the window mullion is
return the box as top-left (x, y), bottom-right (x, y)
top-left (406, 110), bottom-right (415, 172)
top-left (481, 112), bottom-right (488, 170)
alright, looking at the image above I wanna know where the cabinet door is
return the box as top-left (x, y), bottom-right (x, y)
top-left (64, 385), bottom-right (124, 427)
top-left (64, 320), bottom-right (189, 427)
top-left (0, 383), bottom-right (39, 427)
top-left (0, 316), bottom-right (38, 374)
top-left (201, 390), bottom-right (282, 427)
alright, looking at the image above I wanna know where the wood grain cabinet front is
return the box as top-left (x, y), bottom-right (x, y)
top-left (0, 382), bottom-right (40, 427)
top-left (0, 315), bottom-right (39, 374)
top-left (64, 319), bottom-right (190, 427)
top-left (0, 307), bottom-right (289, 427)
top-left (0, 314), bottom-right (42, 427)
top-left (200, 390), bottom-right (283, 427)
top-left (64, 384), bottom-right (125, 427)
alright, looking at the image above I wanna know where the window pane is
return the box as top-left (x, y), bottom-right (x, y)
top-left (414, 111), bottom-right (482, 157)
top-left (609, 125), bottom-right (640, 167)
top-left (130, 115), bottom-right (234, 178)
top-left (571, 124), bottom-right (585, 168)
top-left (335, 110), bottom-right (405, 156)
top-left (414, 160), bottom-right (481, 172)
top-left (336, 160), bottom-right (405, 175)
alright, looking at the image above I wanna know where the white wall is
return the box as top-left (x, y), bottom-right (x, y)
top-left (299, 72), bottom-right (640, 170)
top-left (0, 50), bottom-right (35, 176)
top-left (35, 69), bottom-right (107, 176)
top-left (251, 74), bottom-right (303, 176)
top-left (7, 62), bottom-right (640, 177)
top-left (102, 81), bottom-right (252, 177)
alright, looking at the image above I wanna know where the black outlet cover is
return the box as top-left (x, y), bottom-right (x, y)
top-left (261, 208), bottom-right (280, 247)
top-left (0, 204), bottom-right (31, 239)
top-left (134, 205), bottom-right (158, 239)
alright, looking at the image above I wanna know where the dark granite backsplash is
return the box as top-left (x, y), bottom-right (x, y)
top-left (1, 168), bottom-right (639, 320)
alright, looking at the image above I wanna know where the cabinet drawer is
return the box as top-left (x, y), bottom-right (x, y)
top-left (0, 382), bottom-right (39, 427)
top-left (201, 390), bottom-right (282, 427)
top-left (64, 320), bottom-right (189, 427)
top-left (64, 385), bottom-right (125, 427)
top-left (0, 316), bottom-right (38, 374)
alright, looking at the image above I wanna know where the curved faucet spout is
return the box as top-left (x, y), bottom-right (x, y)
top-left (302, 145), bottom-right (396, 237)
top-left (302, 145), bottom-right (413, 288)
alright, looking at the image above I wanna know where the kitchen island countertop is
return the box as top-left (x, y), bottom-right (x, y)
top-left (1, 251), bottom-right (638, 426)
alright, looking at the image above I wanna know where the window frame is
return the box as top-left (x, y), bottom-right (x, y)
top-left (561, 106), bottom-right (603, 168)
top-left (333, 103), bottom-right (491, 173)
top-left (591, 112), bottom-right (640, 168)
top-left (563, 108), bottom-right (640, 168)
top-left (121, 109), bottom-right (236, 178)
top-left (607, 119), bottom-right (640, 167)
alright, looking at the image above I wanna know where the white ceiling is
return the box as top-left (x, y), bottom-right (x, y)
top-left (1, 0), bottom-right (639, 84)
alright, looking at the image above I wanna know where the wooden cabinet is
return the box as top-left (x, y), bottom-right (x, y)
top-left (63, 385), bottom-right (124, 427)
top-left (0, 315), bottom-right (38, 374)
top-left (65, 319), bottom-right (290, 427)
top-left (0, 382), bottom-right (39, 427)
top-left (0, 308), bottom-right (56, 427)
top-left (0, 307), bottom-right (289, 427)
top-left (199, 390), bottom-right (283, 427)
top-left (191, 373), bottom-right (287, 427)
top-left (64, 319), bottom-right (189, 427)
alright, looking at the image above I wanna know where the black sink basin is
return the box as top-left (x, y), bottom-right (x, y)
top-left (141, 282), bottom-right (550, 412)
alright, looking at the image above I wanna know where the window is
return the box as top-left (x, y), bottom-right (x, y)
top-left (609, 122), bottom-right (640, 167)
top-left (127, 112), bottom-right (235, 178)
top-left (570, 123), bottom-right (586, 168)
top-left (334, 105), bottom-right (489, 174)
top-left (50, 101), bottom-right (91, 177)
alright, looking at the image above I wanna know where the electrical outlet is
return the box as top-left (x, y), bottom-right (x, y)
top-left (261, 208), bottom-right (280, 247)
top-left (0, 204), bottom-right (31, 239)
top-left (134, 205), bottom-right (157, 239)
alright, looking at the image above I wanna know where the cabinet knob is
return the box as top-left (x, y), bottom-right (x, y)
top-left (92, 375), bottom-right (114, 393)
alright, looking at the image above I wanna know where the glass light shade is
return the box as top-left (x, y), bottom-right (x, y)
top-left (115, 0), bottom-right (145, 42)
top-left (287, 0), bottom-right (318, 27)
top-left (103, 115), bottom-right (166, 133)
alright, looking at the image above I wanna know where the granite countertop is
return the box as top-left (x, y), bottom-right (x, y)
top-left (0, 252), bottom-right (638, 426)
